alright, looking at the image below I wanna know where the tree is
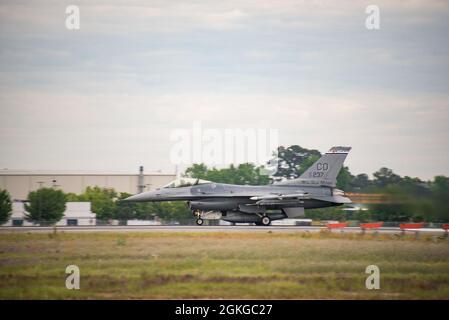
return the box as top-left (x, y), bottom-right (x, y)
top-left (185, 163), bottom-right (269, 185)
top-left (185, 163), bottom-right (208, 180)
top-left (0, 189), bottom-right (12, 225)
top-left (159, 202), bottom-right (191, 221)
top-left (351, 173), bottom-right (371, 191)
top-left (76, 186), bottom-right (117, 221)
top-left (373, 167), bottom-right (401, 188)
top-left (368, 202), bottom-right (414, 222)
top-left (271, 145), bottom-right (321, 181)
top-left (336, 166), bottom-right (354, 190)
top-left (115, 193), bottom-right (136, 223)
top-left (115, 192), bottom-right (156, 222)
top-left (429, 176), bottom-right (449, 221)
top-left (134, 202), bottom-right (157, 220)
top-left (65, 192), bottom-right (80, 201)
top-left (25, 188), bottom-right (67, 225)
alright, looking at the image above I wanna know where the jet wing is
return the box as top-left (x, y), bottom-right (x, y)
top-left (250, 192), bottom-right (307, 201)
top-left (249, 193), bottom-right (351, 205)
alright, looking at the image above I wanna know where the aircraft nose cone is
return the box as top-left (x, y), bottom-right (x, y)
top-left (123, 192), bottom-right (152, 202)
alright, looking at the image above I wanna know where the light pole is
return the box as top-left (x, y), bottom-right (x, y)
top-left (36, 181), bottom-right (44, 224)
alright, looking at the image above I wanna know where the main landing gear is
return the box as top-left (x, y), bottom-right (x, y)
top-left (261, 215), bottom-right (271, 226)
top-left (255, 215), bottom-right (271, 226)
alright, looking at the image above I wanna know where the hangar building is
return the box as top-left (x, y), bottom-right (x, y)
top-left (0, 166), bottom-right (176, 200)
top-left (4, 202), bottom-right (97, 227)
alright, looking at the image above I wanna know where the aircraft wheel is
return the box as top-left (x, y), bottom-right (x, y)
top-left (261, 216), bottom-right (271, 226)
top-left (196, 218), bottom-right (204, 226)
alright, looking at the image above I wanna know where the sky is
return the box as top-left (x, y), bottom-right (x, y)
top-left (0, 0), bottom-right (448, 180)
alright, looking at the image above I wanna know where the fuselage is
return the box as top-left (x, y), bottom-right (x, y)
top-left (123, 146), bottom-right (352, 225)
top-left (124, 182), bottom-right (349, 212)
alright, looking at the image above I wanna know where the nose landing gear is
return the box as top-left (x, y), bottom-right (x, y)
top-left (192, 210), bottom-right (205, 226)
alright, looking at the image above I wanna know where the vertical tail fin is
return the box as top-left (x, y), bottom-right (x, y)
top-left (298, 146), bottom-right (351, 186)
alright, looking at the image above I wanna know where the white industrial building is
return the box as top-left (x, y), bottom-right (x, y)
top-left (0, 167), bottom-right (178, 227)
top-left (4, 202), bottom-right (96, 226)
top-left (0, 167), bottom-right (176, 200)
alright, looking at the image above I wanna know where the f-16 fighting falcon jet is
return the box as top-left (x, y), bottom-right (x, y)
top-left (124, 146), bottom-right (352, 226)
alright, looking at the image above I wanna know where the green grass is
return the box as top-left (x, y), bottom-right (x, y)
top-left (0, 231), bottom-right (449, 299)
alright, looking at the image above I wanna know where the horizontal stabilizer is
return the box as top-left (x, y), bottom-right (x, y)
top-left (283, 207), bottom-right (305, 218)
top-left (311, 195), bottom-right (352, 204)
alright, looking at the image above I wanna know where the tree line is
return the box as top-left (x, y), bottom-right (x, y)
top-left (0, 187), bottom-right (191, 225)
top-left (184, 145), bottom-right (449, 222)
top-left (0, 145), bottom-right (448, 224)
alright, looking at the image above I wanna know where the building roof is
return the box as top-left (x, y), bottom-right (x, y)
top-left (0, 170), bottom-right (175, 176)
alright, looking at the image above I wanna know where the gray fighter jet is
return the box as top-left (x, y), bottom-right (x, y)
top-left (124, 146), bottom-right (352, 226)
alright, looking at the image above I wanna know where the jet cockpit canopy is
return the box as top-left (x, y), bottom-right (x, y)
top-left (162, 177), bottom-right (211, 189)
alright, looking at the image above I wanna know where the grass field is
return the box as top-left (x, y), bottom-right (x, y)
top-left (0, 230), bottom-right (449, 299)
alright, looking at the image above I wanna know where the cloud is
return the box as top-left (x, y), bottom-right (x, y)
top-left (1, 88), bottom-right (448, 178)
top-left (0, 0), bottom-right (448, 179)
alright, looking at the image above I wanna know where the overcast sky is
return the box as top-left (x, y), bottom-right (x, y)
top-left (0, 0), bottom-right (448, 179)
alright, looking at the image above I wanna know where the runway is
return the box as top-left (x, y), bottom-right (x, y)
top-left (0, 225), bottom-right (447, 235)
